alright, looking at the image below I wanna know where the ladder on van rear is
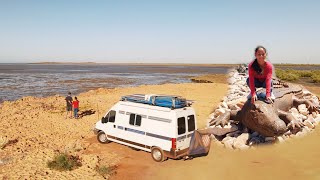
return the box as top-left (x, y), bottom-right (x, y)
top-left (120, 94), bottom-right (191, 109)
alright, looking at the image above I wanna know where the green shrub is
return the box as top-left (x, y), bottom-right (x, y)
top-left (47, 153), bottom-right (82, 171)
top-left (96, 165), bottom-right (117, 178)
top-left (275, 69), bottom-right (285, 79)
top-left (297, 70), bottom-right (313, 77)
top-left (275, 69), bottom-right (320, 82)
top-left (311, 74), bottom-right (320, 83)
top-left (311, 70), bottom-right (320, 75)
top-left (285, 73), bottom-right (299, 81)
top-left (275, 69), bottom-right (299, 81)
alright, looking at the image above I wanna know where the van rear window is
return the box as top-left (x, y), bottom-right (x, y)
top-left (188, 115), bottom-right (195, 132)
top-left (177, 117), bottom-right (186, 135)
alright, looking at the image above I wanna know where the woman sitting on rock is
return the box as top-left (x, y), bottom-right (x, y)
top-left (247, 46), bottom-right (275, 104)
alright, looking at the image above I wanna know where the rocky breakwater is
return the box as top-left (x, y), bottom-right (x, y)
top-left (207, 70), bottom-right (320, 150)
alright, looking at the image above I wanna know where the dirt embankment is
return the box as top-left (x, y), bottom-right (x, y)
top-left (0, 81), bottom-right (228, 179)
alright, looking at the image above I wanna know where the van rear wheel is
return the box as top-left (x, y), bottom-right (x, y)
top-left (151, 147), bottom-right (165, 162)
top-left (97, 131), bottom-right (110, 144)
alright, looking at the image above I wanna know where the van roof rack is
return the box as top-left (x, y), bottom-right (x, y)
top-left (120, 94), bottom-right (192, 109)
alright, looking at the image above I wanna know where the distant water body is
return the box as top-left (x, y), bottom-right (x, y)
top-left (0, 63), bottom-right (232, 102)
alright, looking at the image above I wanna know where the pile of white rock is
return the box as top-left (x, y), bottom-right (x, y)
top-left (207, 70), bottom-right (320, 150)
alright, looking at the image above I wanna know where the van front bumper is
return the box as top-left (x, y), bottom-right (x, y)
top-left (92, 127), bottom-right (100, 135)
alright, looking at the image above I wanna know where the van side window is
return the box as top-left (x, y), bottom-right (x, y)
top-left (177, 117), bottom-right (186, 135)
top-left (188, 115), bottom-right (195, 132)
top-left (136, 115), bottom-right (142, 126)
top-left (129, 114), bottom-right (135, 125)
top-left (108, 110), bottom-right (116, 123)
top-left (129, 114), bottom-right (142, 126)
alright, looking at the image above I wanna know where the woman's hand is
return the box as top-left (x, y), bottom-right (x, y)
top-left (265, 97), bottom-right (274, 104)
top-left (251, 94), bottom-right (257, 104)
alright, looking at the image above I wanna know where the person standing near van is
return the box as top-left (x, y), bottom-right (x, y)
top-left (65, 92), bottom-right (73, 119)
top-left (72, 96), bottom-right (79, 119)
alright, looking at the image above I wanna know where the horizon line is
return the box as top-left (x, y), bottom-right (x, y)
top-left (0, 62), bottom-right (320, 66)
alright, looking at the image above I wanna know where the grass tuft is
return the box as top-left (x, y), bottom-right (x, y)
top-left (96, 165), bottom-right (117, 178)
top-left (47, 153), bottom-right (82, 171)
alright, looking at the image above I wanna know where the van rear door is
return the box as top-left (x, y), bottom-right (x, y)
top-left (176, 117), bottom-right (188, 150)
top-left (176, 114), bottom-right (196, 150)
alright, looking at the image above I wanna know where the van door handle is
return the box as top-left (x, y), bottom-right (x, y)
top-left (124, 128), bottom-right (127, 131)
top-left (113, 125), bottom-right (116, 128)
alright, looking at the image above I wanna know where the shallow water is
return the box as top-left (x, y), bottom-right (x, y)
top-left (0, 63), bottom-right (231, 102)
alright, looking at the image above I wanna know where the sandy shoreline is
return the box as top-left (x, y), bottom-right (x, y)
top-left (0, 64), bottom-right (231, 103)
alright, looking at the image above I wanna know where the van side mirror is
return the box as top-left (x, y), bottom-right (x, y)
top-left (101, 117), bottom-right (108, 123)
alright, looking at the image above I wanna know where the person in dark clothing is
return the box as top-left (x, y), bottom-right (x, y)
top-left (65, 92), bottom-right (73, 119)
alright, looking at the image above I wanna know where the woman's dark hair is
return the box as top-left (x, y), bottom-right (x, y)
top-left (252, 46), bottom-right (267, 74)
top-left (252, 60), bottom-right (262, 74)
top-left (254, 45), bottom-right (267, 55)
top-left (75, 96), bottom-right (78, 100)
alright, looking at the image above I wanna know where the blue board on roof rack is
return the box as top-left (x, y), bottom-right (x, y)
top-left (150, 96), bottom-right (187, 108)
top-left (121, 94), bottom-right (188, 109)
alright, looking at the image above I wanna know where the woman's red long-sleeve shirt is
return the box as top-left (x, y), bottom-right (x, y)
top-left (248, 61), bottom-right (273, 98)
top-left (72, 100), bottom-right (79, 109)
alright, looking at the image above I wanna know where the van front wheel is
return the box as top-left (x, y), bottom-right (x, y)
top-left (151, 147), bottom-right (165, 162)
top-left (97, 131), bottom-right (110, 144)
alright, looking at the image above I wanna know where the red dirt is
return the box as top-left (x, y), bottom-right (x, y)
top-left (88, 126), bottom-right (320, 180)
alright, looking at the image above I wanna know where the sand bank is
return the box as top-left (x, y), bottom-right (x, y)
top-left (0, 82), bottom-right (227, 179)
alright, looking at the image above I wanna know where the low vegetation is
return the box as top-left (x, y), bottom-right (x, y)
top-left (95, 165), bottom-right (117, 178)
top-left (47, 153), bottom-right (82, 171)
top-left (275, 69), bottom-right (320, 83)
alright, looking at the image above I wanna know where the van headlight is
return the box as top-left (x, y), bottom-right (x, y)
top-left (92, 124), bottom-right (99, 134)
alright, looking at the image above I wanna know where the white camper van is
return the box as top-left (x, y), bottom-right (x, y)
top-left (93, 94), bottom-right (197, 162)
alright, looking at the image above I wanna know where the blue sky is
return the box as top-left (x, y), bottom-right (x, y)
top-left (0, 0), bottom-right (319, 64)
